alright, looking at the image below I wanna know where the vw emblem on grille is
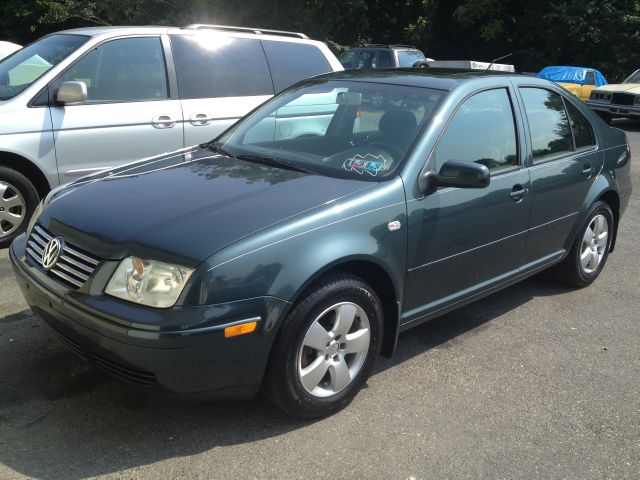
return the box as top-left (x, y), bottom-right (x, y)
top-left (42, 237), bottom-right (63, 271)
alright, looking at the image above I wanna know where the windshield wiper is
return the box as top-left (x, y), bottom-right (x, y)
top-left (205, 142), bottom-right (234, 158)
top-left (235, 154), bottom-right (312, 174)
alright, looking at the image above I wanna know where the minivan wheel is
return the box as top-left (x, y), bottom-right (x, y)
top-left (0, 167), bottom-right (40, 248)
top-left (556, 201), bottom-right (614, 287)
top-left (264, 273), bottom-right (383, 418)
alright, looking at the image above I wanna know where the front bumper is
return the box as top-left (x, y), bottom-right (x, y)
top-left (10, 235), bottom-right (290, 398)
top-left (586, 100), bottom-right (640, 118)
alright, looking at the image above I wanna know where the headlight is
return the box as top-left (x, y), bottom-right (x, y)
top-left (105, 257), bottom-right (194, 308)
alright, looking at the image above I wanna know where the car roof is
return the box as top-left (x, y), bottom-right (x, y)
top-left (311, 68), bottom-right (543, 91)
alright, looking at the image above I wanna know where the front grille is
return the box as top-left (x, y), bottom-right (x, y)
top-left (26, 224), bottom-right (101, 289)
top-left (611, 93), bottom-right (636, 106)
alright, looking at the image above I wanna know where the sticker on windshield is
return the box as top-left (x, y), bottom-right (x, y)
top-left (342, 154), bottom-right (386, 177)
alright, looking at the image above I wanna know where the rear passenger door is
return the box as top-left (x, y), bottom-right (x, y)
top-left (516, 85), bottom-right (602, 265)
top-left (170, 34), bottom-right (275, 147)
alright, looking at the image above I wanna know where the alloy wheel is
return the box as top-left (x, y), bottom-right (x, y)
top-left (0, 181), bottom-right (26, 239)
top-left (580, 214), bottom-right (608, 274)
top-left (297, 302), bottom-right (371, 398)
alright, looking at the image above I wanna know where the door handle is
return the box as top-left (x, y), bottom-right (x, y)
top-left (510, 184), bottom-right (528, 202)
top-left (189, 113), bottom-right (212, 126)
top-left (582, 164), bottom-right (594, 179)
top-left (152, 115), bottom-right (176, 129)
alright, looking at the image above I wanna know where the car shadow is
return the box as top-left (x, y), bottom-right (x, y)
top-left (0, 272), bottom-right (572, 479)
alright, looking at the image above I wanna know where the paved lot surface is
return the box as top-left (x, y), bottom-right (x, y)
top-left (0, 122), bottom-right (639, 480)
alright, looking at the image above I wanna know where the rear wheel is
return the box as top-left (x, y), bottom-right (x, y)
top-left (264, 273), bottom-right (383, 418)
top-left (556, 201), bottom-right (614, 287)
top-left (0, 167), bottom-right (40, 248)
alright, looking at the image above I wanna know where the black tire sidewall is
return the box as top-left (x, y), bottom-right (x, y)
top-left (0, 167), bottom-right (40, 248)
top-left (571, 202), bottom-right (614, 285)
top-left (268, 275), bottom-right (383, 417)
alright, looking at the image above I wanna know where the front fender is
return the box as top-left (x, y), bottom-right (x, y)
top-left (190, 179), bottom-right (408, 307)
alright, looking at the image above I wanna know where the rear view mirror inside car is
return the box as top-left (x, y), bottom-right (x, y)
top-left (336, 91), bottom-right (362, 106)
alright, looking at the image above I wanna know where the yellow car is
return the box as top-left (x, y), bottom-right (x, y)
top-left (586, 69), bottom-right (640, 123)
top-left (538, 66), bottom-right (608, 102)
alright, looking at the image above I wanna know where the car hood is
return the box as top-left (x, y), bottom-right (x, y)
top-left (594, 83), bottom-right (640, 94)
top-left (39, 147), bottom-right (374, 265)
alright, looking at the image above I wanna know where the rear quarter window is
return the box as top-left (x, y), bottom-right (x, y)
top-left (261, 41), bottom-right (333, 92)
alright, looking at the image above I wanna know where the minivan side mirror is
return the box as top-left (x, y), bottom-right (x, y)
top-left (56, 81), bottom-right (87, 105)
top-left (418, 160), bottom-right (490, 194)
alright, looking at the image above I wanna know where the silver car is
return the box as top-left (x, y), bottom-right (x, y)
top-left (0, 24), bottom-right (343, 247)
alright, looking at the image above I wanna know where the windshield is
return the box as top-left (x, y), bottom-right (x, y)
top-left (396, 50), bottom-right (425, 67)
top-left (623, 69), bottom-right (640, 84)
top-left (0, 34), bottom-right (88, 100)
top-left (214, 80), bottom-right (445, 181)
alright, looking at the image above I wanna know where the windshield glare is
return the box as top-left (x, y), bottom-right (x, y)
top-left (0, 34), bottom-right (88, 100)
top-left (624, 69), bottom-right (640, 84)
top-left (216, 80), bottom-right (445, 181)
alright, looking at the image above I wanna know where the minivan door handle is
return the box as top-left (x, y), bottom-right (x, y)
top-left (510, 184), bottom-right (528, 202)
top-left (189, 113), bottom-right (212, 126)
top-left (582, 164), bottom-right (594, 179)
top-left (152, 115), bottom-right (176, 129)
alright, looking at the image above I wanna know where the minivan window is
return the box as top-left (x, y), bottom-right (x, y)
top-left (57, 37), bottom-right (168, 103)
top-left (565, 101), bottom-right (596, 149)
top-left (396, 50), bottom-right (425, 68)
top-left (434, 88), bottom-right (518, 173)
top-left (520, 88), bottom-right (573, 163)
top-left (171, 35), bottom-right (273, 99)
top-left (339, 51), bottom-right (356, 69)
top-left (0, 34), bottom-right (88, 100)
top-left (262, 41), bottom-right (333, 92)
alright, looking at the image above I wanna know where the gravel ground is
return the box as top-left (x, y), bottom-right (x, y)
top-left (0, 121), bottom-right (638, 480)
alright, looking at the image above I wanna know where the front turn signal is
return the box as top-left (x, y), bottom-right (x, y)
top-left (224, 321), bottom-right (258, 338)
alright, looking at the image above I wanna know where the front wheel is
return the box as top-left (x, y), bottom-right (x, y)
top-left (0, 167), bottom-right (40, 248)
top-left (556, 201), bottom-right (614, 287)
top-left (263, 273), bottom-right (383, 418)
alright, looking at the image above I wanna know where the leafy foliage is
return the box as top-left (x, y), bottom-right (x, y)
top-left (1, 0), bottom-right (638, 81)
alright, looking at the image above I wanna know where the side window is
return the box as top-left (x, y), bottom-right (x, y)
top-left (565, 101), bottom-right (596, 149)
top-left (339, 50), bottom-right (356, 69)
top-left (584, 71), bottom-right (596, 86)
top-left (170, 35), bottom-right (273, 99)
top-left (378, 50), bottom-right (393, 68)
top-left (58, 37), bottom-right (168, 102)
top-left (520, 88), bottom-right (573, 163)
top-left (434, 88), bottom-right (518, 173)
top-left (357, 50), bottom-right (376, 68)
top-left (261, 41), bottom-right (333, 92)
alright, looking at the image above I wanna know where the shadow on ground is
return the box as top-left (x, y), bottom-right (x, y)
top-left (0, 272), bottom-right (572, 479)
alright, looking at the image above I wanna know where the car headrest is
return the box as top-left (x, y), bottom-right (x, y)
top-left (379, 108), bottom-right (418, 140)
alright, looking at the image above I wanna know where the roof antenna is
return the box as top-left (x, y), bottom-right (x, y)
top-left (486, 53), bottom-right (513, 71)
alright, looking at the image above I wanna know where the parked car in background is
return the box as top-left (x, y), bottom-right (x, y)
top-left (538, 66), bottom-right (607, 102)
top-left (586, 68), bottom-right (640, 123)
top-left (11, 69), bottom-right (631, 418)
top-left (0, 24), bottom-right (342, 247)
top-left (0, 41), bottom-right (21, 60)
top-left (339, 44), bottom-right (433, 69)
top-left (417, 59), bottom-right (515, 72)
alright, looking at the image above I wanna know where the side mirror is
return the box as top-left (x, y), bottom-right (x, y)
top-left (56, 81), bottom-right (87, 105)
top-left (418, 160), bottom-right (490, 194)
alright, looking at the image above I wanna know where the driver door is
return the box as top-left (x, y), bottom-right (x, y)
top-left (403, 87), bottom-right (531, 319)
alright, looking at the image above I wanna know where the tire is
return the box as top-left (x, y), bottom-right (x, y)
top-left (555, 201), bottom-right (614, 287)
top-left (0, 167), bottom-right (40, 248)
top-left (263, 273), bottom-right (383, 418)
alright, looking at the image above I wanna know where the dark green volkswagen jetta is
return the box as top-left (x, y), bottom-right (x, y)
top-left (10, 70), bottom-right (632, 418)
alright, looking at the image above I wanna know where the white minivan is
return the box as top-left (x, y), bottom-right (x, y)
top-left (0, 24), bottom-right (343, 246)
